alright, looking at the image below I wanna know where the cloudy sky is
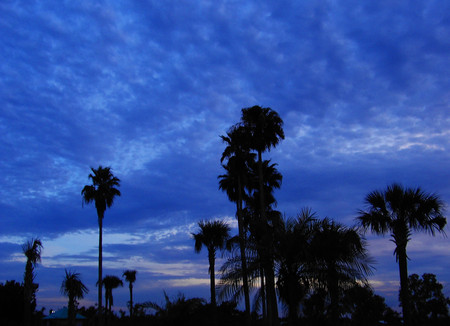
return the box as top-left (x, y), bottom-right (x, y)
top-left (1, 0), bottom-right (449, 314)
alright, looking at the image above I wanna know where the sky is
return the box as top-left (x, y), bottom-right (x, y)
top-left (0, 0), bottom-right (449, 315)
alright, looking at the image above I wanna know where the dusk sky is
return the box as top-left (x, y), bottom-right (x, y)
top-left (1, 0), bottom-right (449, 315)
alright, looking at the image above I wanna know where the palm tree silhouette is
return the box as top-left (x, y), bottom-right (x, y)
top-left (274, 209), bottom-right (317, 326)
top-left (122, 270), bottom-right (137, 318)
top-left (102, 275), bottom-right (123, 314)
top-left (81, 166), bottom-right (120, 325)
top-left (310, 218), bottom-right (373, 324)
top-left (357, 183), bottom-right (446, 326)
top-left (219, 124), bottom-right (255, 321)
top-left (192, 220), bottom-right (231, 307)
top-left (22, 238), bottom-right (43, 325)
top-left (240, 105), bottom-right (284, 326)
top-left (61, 270), bottom-right (88, 326)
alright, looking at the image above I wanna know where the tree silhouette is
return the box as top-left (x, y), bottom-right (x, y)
top-left (123, 270), bottom-right (137, 318)
top-left (0, 280), bottom-right (25, 324)
top-left (61, 270), bottom-right (88, 326)
top-left (22, 238), bottom-right (42, 325)
top-left (310, 218), bottom-right (373, 324)
top-left (219, 124), bottom-right (255, 322)
top-left (408, 273), bottom-right (450, 326)
top-left (240, 105), bottom-right (284, 326)
top-left (274, 209), bottom-right (316, 326)
top-left (358, 183), bottom-right (446, 326)
top-left (82, 165), bottom-right (121, 325)
top-left (102, 275), bottom-right (123, 314)
top-left (218, 227), bottom-right (262, 310)
top-left (193, 220), bottom-right (231, 307)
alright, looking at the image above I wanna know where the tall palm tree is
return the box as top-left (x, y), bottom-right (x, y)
top-left (192, 220), bottom-right (231, 307)
top-left (82, 165), bottom-right (121, 324)
top-left (240, 105), bottom-right (284, 326)
top-left (22, 238), bottom-right (43, 325)
top-left (123, 270), bottom-right (137, 318)
top-left (102, 275), bottom-right (123, 313)
top-left (219, 124), bottom-right (255, 322)
top-left (310, 218), bottom-right (373, 324)
top-left (61, 270), bottom-right (88, 326)
top-left (357, 183), bottom-right (446, 326)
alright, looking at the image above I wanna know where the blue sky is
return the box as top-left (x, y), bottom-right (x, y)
top-left (0, 0), bottom-right (449, 314)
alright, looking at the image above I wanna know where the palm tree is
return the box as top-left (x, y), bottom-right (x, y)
top-left (61, 270), bottom-right (88, 326)
top-left (240, 105), bottom-right (284, 326)
top-left (219, 124), bottom-right (255, 321)
top-left (192, 220), bottom-right (231, 306)
top-left (357, 183), bottom-right (446, 326)
top-left (310, 218), bottom-right (373, 324)
top-left (82, 166), bottom-right (121, 324)
top-left (274, 209), bottom-right (317, 326)
top-left (123, 270), bottom-right (137, 318)
top-left (102, 275), bottom-right (123, 314)
top-left (22, 238), bottom-right (43, 325)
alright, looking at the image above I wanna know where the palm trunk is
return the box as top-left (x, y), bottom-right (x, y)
top-left (23, 261), bottom-right (32, 326)
top-left (237, 177), bottom-right (251, 325)
top-left (398, 246), bottom-right (411, 326)
top-left (104, 290), bottom-right (109, 325)
top-left (257, 151), bottom-right (278, 326)
top-left (209, 249), bottom-right (216, 306)
top-left (98, 217), bottom-right (103, 326)
top-left (68, 295), bottom-right (75, 326)
top-left (129, 283), bottom-right (133, 318)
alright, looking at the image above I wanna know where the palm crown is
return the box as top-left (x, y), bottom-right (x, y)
top-left (81, 166), bottom-right (121, 219)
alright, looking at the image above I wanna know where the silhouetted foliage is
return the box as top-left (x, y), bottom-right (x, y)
top-left (61, 270), bottom-right (88, 326)
top-left (303, 288), bottom-right (329, 326)
top-left (0, 280), bottom-right (25, 325)
top-left (274, 209), bottom-right (316, 325)
top-left (358, 183), bottom-right (446, 326)
top-left (343, 284), bottom-right (401, 326)
top-left (136, 293), bottom-right (246, 326)
top-left (310, 218), bottom-right (373, 323)
top-left (407, 273), bottom-right (450, 326)
top-left (303, 284), bottom-right (401, 326)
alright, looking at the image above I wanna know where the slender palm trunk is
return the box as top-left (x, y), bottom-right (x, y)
top-left (257, 151), bottom-right (278, 326)
top-left (237, 177), bottom-right (251, 325)
top-left (23, 261), bottom-right (33, 326)
top-left (68, 295), bottom-right (75, 326)
top-left (98, 217), bottom-right (103, 326)
top-left (208, 250), bottom-right (216, 306)
top-left (129, 283), bottom-right (133, 318)
top-left (398, 246), bottom-right (411, 326)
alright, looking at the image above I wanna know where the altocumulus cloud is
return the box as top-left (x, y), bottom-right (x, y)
top-left (0, 0), bottom-right (449, 312)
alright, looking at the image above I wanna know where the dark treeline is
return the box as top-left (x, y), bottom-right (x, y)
top-left (0, 106), bottom-right (448, 326)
